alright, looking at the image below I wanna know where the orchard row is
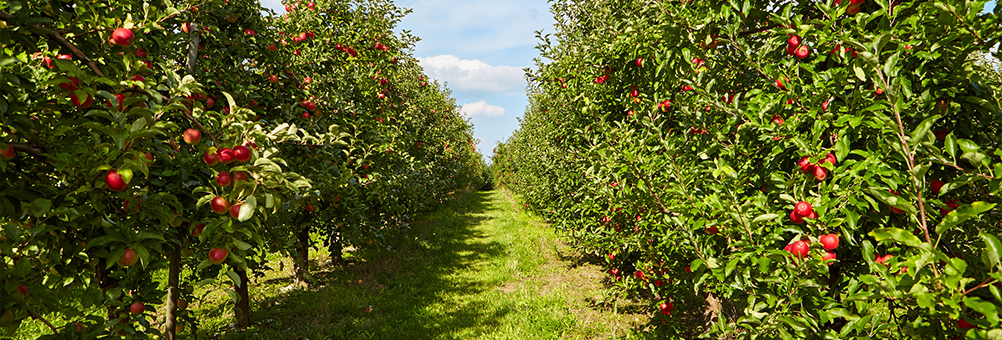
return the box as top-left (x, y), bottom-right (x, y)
top-left (495, 0), bottom-right (1002, 339)
top-left (0, 0), bottom-right (484, 338)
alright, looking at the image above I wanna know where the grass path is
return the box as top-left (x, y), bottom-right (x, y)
top-left (203, 190), bottom-right (644, 339)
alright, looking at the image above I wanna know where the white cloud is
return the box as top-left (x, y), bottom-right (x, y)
top-left (417, 55), bottom-right (525, 94)
top-left (461, 100), bottom-right (505, 118)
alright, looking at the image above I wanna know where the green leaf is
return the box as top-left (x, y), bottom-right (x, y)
top-left (238, 196), bottom-right (257, 222)
top-left (226, 270), bottom-right (242, 288)
top-left (752, 214), bottom-right (779, 224)
top-left (864, 188), bottom-right (917, 214)
top-left (980, 232), bottom-right (1002, 268)
top-left (21, 198), bottom-right (52, 218)
top-left (136, 231), bottom-right (165, 242)
top-left (869, 228), bottom-right (924, 247)
top-left (936, 202), bottom-right (997, 234)
top-left (852, 63), bottom-right (867, 81)
top-left (963, 296), bottom-right (1000, 325)
top-left (232, 239), bottom-right (253, 251)
top-left (909, 115), bottom-right (938, 146)
top-left (945, 133), bottom-right (958, 159)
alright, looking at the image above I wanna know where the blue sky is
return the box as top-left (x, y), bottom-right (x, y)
top-left (262, 0), bottom-right (555, 163)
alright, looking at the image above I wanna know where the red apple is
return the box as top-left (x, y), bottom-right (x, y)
top-left (106, 170), bottom-right (127, 191)
top-left (71, 92), bottom-right (94, 108)
top-left (822, 251), bottom-right (836, 265)
top-left (788, 240), bottom-right (809, 259)
top-left (111, 28), bottom-right (135, 47)
top-left (75, 323), bottom-right (84, 331)
top-left (789, 210), bottom-right (805, 224)
top-left (794, 45), bottom-right (810, 59)
top-left (819, 234), bottom-right (839, 250)
top-left (846, 3), bottom-right (861, 14)
top-left (787, 35), bottom-right (800, 47)
top-left (135, 49), bottom-right (147, 58)
top-left (216, 171), bottom-right (232, 187)
top-left (305, 102), bottom-right (316, 111)
top-left (931, 180), bottom-right (945, 195)
top-left (183, 129), bottom-right (201, 144)
top-left (16, 284), bottom-right (28, 297)
top-left (269, 75), bottom-right (279, 83)
top-left (129, 302), bottom-right (145, 314)
top-left (875, 254), bottom-right (893, 266)
top-left (118, 248), bottom-right (138, 267)
top-left (107, 93), bottom-right (126, 111)
top-left (229, 203), bottom-right (242, 219)
top-left (813, 165), bottom-right (828, 181)
top-left (935, 129), bottom-right (948, 141)
top-left (771, 115), bottom-right (784, 124)
top-left (958, 318), bottom-right (976, 330)
top-left (306, 204), bottom-right (315, 212)
top-left (794, 201), bottom-right (813, 217)
top-left (59, 77), bottom-right (80, 90)
top-left (209, 247), bottom-right (228, 264)
top-left (889, 190), bottom-right (906, 214)
top-left (181, 22), bottom-right (192, 34)
top-left (203, 151), bottom-right (219, 166)
top-left (218, 148), bottom-right (235, 164)
top-left (797, 156), bottom-right (815, 173)
top-left (233, 145), bottom-right (251, 162)
top-left (822, 153), bottom-right (837, 166)
top-left (210, 196), bottom-right (230, 214)
top-left (634, 270), bottom-right (645, 280)
top-left (191, 223), bottom-right (205, 237)
top-left (941, 199), bottom-right (959, 215)
top-left (684, 266), bottom-right (691, 273)
top-left (635, 57), bottom-right (643, 67)
top-left (1, 144), bottom-right (14, 159)
top-left (659, 302), bottom-right (673, 316)
top-left (303, 112), bottom-right (310, 119)
top-left (775, 78), bottom-right (785, 90)
top-left (705, 225), bottom-right (718, 235)
top-left (233, 171), bottom-right (249, 182)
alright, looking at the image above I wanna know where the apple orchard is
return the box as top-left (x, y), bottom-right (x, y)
top-left (0, 0), bottom-right (485, 339)
top-left (493, 0), bottom-right (1002, 339)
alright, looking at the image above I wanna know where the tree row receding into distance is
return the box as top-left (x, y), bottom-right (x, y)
top-left (0, 0), bottom-right (485, 338)
top-left (495, 0), bottom-right (1002, 338)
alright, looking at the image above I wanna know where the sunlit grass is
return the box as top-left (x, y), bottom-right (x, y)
top-left (14, 190), bottom-right (644, 339)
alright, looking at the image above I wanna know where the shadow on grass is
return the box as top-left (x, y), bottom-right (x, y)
top-left (206, 190), bottom-right (505, 340)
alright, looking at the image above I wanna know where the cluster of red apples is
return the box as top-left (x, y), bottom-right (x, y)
top-left (798, 153), bottom-right (836, 181)
top-left (785, 231), bottom-right (840, 265)
top-left (183, 128), bottom-right (254, 221)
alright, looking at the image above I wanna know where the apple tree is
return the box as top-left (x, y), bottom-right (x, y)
top-left (495, 0), bottom-right (1002, 338)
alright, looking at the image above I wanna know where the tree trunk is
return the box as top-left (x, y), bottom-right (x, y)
top-left (234, 267), bottom-right (251, 328)
top-left (293, 226), bottom-right (311, 287)
top-left (95, 259), bottom-right (120, 322)
top-left (330, 231), bottom-right (344, 266)
top-left (165, 246), bottom-right (180, 339)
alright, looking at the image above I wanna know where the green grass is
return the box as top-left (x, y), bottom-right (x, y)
top-left (13, 190), bottom-right (648, 339)
top-left (198, 189), bottom-right (643, 339)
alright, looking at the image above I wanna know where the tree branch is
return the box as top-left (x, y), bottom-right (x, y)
top-left (0, 11), bottom-right (106, 77)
